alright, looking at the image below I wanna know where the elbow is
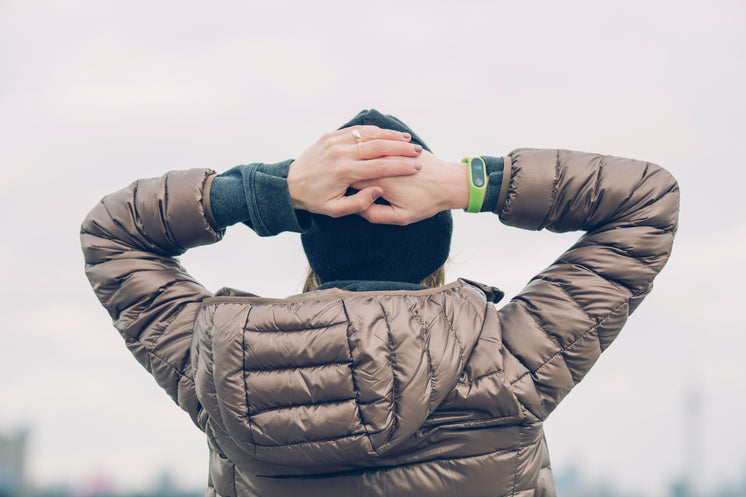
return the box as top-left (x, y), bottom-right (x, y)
top-left (639, 163), bottom-right (680, 234)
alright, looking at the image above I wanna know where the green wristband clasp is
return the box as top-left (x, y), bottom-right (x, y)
top-left (462, 156), bottom-right (487, 213)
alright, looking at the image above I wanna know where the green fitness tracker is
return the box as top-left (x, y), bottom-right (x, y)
top-left (462, 156), bottom-right (487, 213)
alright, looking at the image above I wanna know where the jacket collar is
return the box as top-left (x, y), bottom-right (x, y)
top-left (211, 278), bottom-right (504, 304)
top-left (457, 278), bottom-right (504, 303)
top-left (316, 278), bottom-right (504, 304)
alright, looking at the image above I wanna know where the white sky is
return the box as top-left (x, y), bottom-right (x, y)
top-left (1, 0), bottom-right (745, 495)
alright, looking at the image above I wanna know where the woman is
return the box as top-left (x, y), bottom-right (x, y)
top-left (81, 110), bottom-right (679, 496)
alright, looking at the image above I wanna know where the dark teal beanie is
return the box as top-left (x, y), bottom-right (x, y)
top-left (301, 109), bottom-right (453, 284)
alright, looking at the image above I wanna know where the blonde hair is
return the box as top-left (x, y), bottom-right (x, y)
top-left (303, 265), bottom-right (446, 293)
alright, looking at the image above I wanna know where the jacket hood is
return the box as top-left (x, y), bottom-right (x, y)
top-left (193, 279), bottom-right (502, 475)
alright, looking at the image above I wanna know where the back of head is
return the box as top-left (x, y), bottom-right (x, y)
top-left (301, 109), bottom-right (453, 286)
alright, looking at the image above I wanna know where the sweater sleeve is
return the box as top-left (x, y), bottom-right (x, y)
top-left (480, 156), bottom-right (504, 213)
top-left (208, 160), bottom-right (312, 235)
top-left (493, 149), bottom-right (679, 421)
top-left (80, 168), bottom-right (224, 427)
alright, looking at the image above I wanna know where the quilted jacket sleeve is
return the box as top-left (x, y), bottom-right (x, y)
top-left (494, 149), bottom-right (679, 421)
top-left (80, 169), bottom-right (224, 426)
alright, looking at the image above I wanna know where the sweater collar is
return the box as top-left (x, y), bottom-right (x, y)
top-left (314, 278), bottom-right (504, 304)
top-left (316, 280), bottom-right (428, 292)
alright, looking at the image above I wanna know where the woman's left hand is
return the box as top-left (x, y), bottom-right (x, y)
top-left (353, 151), bottom-right (469, 225)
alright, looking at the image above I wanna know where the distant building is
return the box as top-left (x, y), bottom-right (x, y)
top-left (0, 429), bottom-right (28, 497)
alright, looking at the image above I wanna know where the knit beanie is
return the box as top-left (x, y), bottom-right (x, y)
top-left (301, 109), bottom-right (453, 284)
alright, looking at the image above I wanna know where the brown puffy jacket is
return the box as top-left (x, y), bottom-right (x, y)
top-left (81, 149), bottom-right (679, 496)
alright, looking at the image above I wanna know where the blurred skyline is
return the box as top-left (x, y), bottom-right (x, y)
top-left (4, 426), bottom-right (746, 497)
top-left (1, 0), bottom-right (745, 495)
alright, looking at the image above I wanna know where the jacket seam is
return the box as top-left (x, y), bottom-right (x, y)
top-left (511, 424), bottom-right (524, 496)
top-left (241, 306), bottom-right (258, 452)
top-left (123, 335), bottom-right (196, 385)
top-left (592, 221), bottom-right (677, 235)
top-left (410, 299), bottom-right (437, 414)
top-left (554, 258), bottom-right (635, 293)
top-left (102, 190), bottom-right (175, 257)
top-left (249, 397), bottom-right (357, 417)
top-left (592, 155), bottom-right (604, 206)
top-left (159, 175), bottom-right (186, 252)
top-left (130, 340), bottom-right (192, 382)
top-left (511, 297), bottom-right (565, 350)
top-left (461, 300), bottom-right (506, 384)
top-left (509, 297), bottom-right (630, 389)
top-left (242, 320), bottom-right (348, 333)
top-left (428, 296), bottom-right (467, 371)
top-left (130, 285), bottom-right (188, 344)
top-left (468, 367), bottom-right (504, 384)
top-left (538, 149), bottom-right (561, 229)
top-left (161, 301), bottom-right (192, 374)
top-left (434, 415), bottom-right (525, 429)
top-left (202, 309), bottom-right (238, 459)
top-left (455, 286), bottom-right (489, 319)
top-left (340, 299), bottom-right (377, 455)
top-left (579, 238), bottom-right (667, 270)
top-left (379, 302), bottom-right (401, 447)
top-left (606, 182), bottom-right (680, 228)
top-left (520, 277), bottom-right (599, 324)
top-left (249, 430), bottom-right (372, 449)
top-left (230, 453), bottom-right (237, 496)
top-left (610, 160), bottom-right (649, 227)
top-left (243, 360), bottom-right (353, 374)
top-left (534, 274), bottom-right (629, 316)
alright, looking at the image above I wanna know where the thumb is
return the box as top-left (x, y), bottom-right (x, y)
top-left (329, 187), bottom-right (383, 217)
top-left (358, 202), bottom-right (408, 225)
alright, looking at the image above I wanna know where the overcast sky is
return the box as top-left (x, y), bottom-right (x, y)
top-left (1, 0), bottom-right (745, 495)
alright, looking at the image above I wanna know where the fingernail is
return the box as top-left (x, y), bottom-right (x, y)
top-left (372, 190), bottom-right (382, 200)
top-left (413, 144), bottom-right (423, 153)
top-left (414, 161), bottom-right (422, 170)
top-left (402, 132), bottom-right (411, 140)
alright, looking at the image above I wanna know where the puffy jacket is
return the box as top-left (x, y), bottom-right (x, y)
top-left (80, 149), bottom-right (679, 496)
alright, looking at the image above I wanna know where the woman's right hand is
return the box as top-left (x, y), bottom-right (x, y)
top-left (287, 126), bottom-right (423, 218)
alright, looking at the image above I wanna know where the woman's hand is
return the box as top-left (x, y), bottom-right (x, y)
top-left (353, 151), bottom-right (469, 225)
top-left (287, 126), bottom-right (423, 218)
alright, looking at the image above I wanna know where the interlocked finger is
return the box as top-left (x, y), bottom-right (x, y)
top-left (352, 157), bottom-right (422, 181)
top-left (337, 125), bottom-right (411, 145)
top-left (355, 139), bottom-right (422, 161)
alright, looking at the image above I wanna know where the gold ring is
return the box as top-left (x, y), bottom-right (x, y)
top-left (352, 129), bottom-right (363, 143)
top-left (357, 142), bottom-right (365, 159)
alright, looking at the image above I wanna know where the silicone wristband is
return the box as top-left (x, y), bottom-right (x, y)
top-left (462, 157), bottom-right (487, 213)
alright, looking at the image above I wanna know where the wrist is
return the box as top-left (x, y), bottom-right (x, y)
top-left (287, 161), bottom-right (309, 212)
top-left (209, 166), bottom-right (251, 227)
top-left (441, 161), bottom-right (470, 211)
top-left (462, 157), bottom-right (488, 213)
